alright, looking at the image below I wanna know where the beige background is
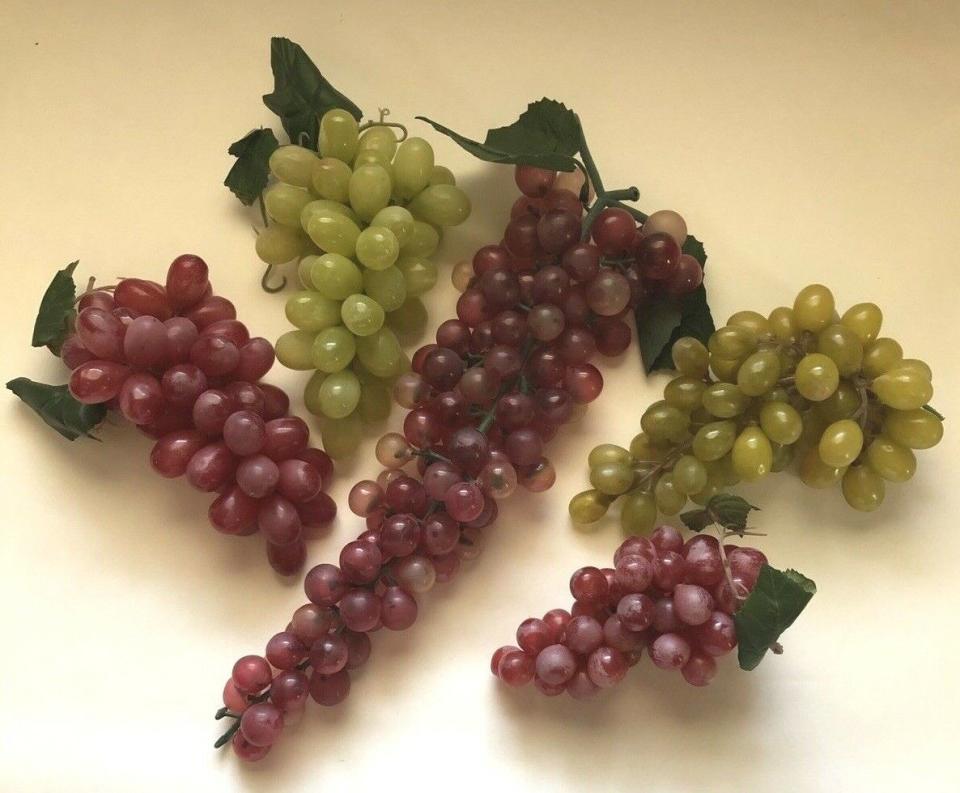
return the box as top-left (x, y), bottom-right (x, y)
top-left (2, 1), bottom-right (959, 791)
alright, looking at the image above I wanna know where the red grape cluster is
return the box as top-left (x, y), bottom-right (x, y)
top-left (61, 255), bottom-right (336, 573)
top-left (492, 526), bottom-right (766, 696)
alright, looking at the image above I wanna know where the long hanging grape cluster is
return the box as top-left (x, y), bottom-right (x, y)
top-left (213, 161), bottom-right (705, 760)
top-left (55, 256), bottom-right (336, 573)
top-left (570, 284), bottom-right (943, 532)
top-left (259, 109), bottom-right (471, 458)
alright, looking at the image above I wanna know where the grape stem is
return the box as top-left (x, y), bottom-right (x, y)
top-left (477, 338), bottom-right (536, 433)
top-left (633, 441), bottom-right (691, 492)
top-left (257, 193), bottom-right (269, 227)
top-left (359, 107), bottom-right (409, 142)
top-left (261, 264), bottom-right (287, 294)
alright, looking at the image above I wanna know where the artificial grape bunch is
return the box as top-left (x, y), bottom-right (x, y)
top-left (260, 109), bottom-right (471, 458)
top-left (15, 256), bottom-right (336, 574)
top-left (570, 283), bottom-right (943, 532)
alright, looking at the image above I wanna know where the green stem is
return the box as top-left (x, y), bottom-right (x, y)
top-left (257, 193), bottom-right (269, 227)
top-left (214, 719), bottom-right (241, 749)
top-left (575, 115), bottom-right (605, 195)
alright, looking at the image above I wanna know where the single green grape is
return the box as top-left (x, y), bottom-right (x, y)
top-left (303, 370), bottom-right (326, 415)
top-left (795, 353), bottom-right (840, 401)
top-left (341, 294), bottom-right (385, 337)
top-left (872, 369), bottom-right (933, 410)
top-left (861, 337), bottom-right (903, 378)
top-left (255, 225), bottom-right (308, 266)
top-left (841, 465), bottom-right (885, 511)
top-left (731, 426), bottom-right (773, 481)
top-left (321, 412), bottom-right (363, 459)
top-left (285, 291), bottom-right (341, 333)
top-left (628, 432), bottom-right (668, 463)
top-left (348, 164), bottom-right (392, 222)
top-left (356, 379), bottom-right (392, 423)
top-left (708, 325), bottom-right (757, 359)
top-left (309, 253), bottom-right (363, 300)
top-left (355, 125), bottom-right (398, 162)
top-left (269, 144), bottom-right (319, 188)
top-left (672, 337), bottom-right (710, 378)
top-left (817, 323), bottom-right (864, 376)
top-left (818, 419), bottom-right (864, 467)
top-left (640, 401), bottom-right (690, 443)
top-left (798, 447), bottom-right (846, 488)
top-left (276, 330), bottom-right (317, 371)
top-left (317, 370), bottom-right (361, 419)
top-left (710, 356), bottom-right (742, 382)
top-left (654, 474), bottom-right (686, 515)
top-left (663, 376), bottom-right (706, 412)
top-left (264, 183), bottom-right (314, 226)
top-left (297, 255), bottom-right (317, 288)
top-left (318, 109), bottom-right (359, 163)
top-left (392, 137), bottom-right (435, 200)
top-left (727, 310), bottom-right (770, 338)
top-left (814, 380), bottom-right (861, 422)
top-left (385, 297), bottom-right (428, 340)
top-left (588, 444), bottom-right (633, 468)
top-left (306, 210), bottom-right (361, 258)
top-left (395, 255), bottom-right (439, 297)
top-left (702, 382), bottom-right (749, 418)
top-left (300, 199), bottom-right (359, 230)
top-left (311, 157), bottom-right (352, 203)
top-left (692, 420), bottom-right (737, 462)
top-left (312, 325), bottom-right (357, 373)
top-left (400, 221), bottom-right (440, 257)
top-left (883, 408), bottom-right (943, 449)
top-left (841, 302), bottom-right (882, 344)
top-left (620, 490), bottom-right (657, 535)
top-left (759, 400), bottom-right (803, 445)
top-left (352, 149), bottom-right (393, 173)
top-left (771, 442), bottom-right (795, 472)
top-left (737, 349), bottom-right (781, 397)
top-left (866, 435), bottom-right (916, 482)
top-left (793, 284), bottom-right (835, 332)
top-left (371, 206), bottom-right (415, 247)
top-left (355, 226), bottom-right (400, 271)
top-left (768, 306), bottom-right (799, 343)
top-left (355, 326), bottom-right (402, 378)
top-left (429, 165), bottom-right (456, 186)
top-left (569, 489), bottom-right (612, 525)
top-left (407, 184), bottom-right (471, 227)
top-left (672, 454), bottom-right (708, 495)
top-left (590, 462), bottom-right (636, 496)
top-left (362, 266), bottom-right (407, 313)
top-left (762, 386), bottom-right (791, 404)
top-left (893, 358), bottom-right (933, 382)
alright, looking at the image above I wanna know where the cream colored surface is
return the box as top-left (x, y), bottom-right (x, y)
top-left (2, 1), bottom-right (959, 791)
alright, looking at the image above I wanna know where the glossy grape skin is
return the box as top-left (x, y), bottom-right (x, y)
top-left (841, 302), bottom-right (883, 343)
top-left (795, 354), bottom-right (840, 402)
top-left (818, 419), bottom-right (864, 468)
top-left (865, 435), bottom-right (916, 482)
top-left (883, 408), bottom-right (943, 449)
top-left (862, 338), bottom-right (903, 378)
top-left (759, 401), bottom-right (803, 445)
top-left (731, 427), bottom-right (773, 481)
top-left (872, 368), bottom-right (933, 411)
top-left (841, 465), bottom-right (885, 511)
top-left (69, 360), bottom-right (130, 404)
top-left (793, 284), bottom-right (834, 331)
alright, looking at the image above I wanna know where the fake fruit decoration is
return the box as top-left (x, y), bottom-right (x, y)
top-left (8, 258), bottom-right (335, 574)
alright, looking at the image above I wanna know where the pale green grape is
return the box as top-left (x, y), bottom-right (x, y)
top-left (356, 125), bottom-right (398, 160)
top-left (866, 435), bottom-right (916, 482)
top-left (321, 412), bottom-right (363, 459)
top-left (620, 490), bottom-right (657, 535)
top-left (817, 323), bottom-right (864, 376)
top-left (883, 408), bottom-right (943, 449)
top-left (872, 369), bottom-right (933, 410)
top-left (799, 447), bottom-right (845, 488)
top-left (590, 462), bottom-right (635, 495)
top-left (640, 401), bottom-right (690, 443)
top-left (386, 298), bottom-right (427, 340)
top-left (362, 266), bottom-right (407, 312)
top-left (709, 356), bottom-right (742, 382)
top-left (392, 137), bottom-right (434, 200)
top-left (732, 427), bottom-right (773, 481)
top-left (371, 206), bottom-right (415, 246)
top-left (407, 184), bottom-right (471, 227)
top-left (588, 443), bottom-right (633, 468)
top-left (814, 380), bottom-right (861, 422)
top-left (708, 325), bottom-right (757, 359)
top-left (629, 433), bottom-right (668, 463)
top-left (356, 379), bottom-right (392, 423)
top-left (395, 255), bottom-right (438, 297)
top-left (312, 325), bottom-right (357, 373)
top-left (355, 226), bottom-right (400, 271)
top-left (654, 474), bottom-right (686, 515)
top-left (355, 326), bottom-right (402, 378)
top-left (298, 255), bottom-right (317, 288)
top-left (768, 306), bottom-right (799, 343)
top-left (771, 442), bottom-right (795, 472)
top-left (841, 302), bottom-right (882, 344)
top-left (569, 489), bottom-right (612, 525)
top-left (841, 465), bottom-right (885, 511)
top-left (894, 358), bottom-right (933, 381)
top-left (759, 401), bottom-right (803, 445)
top-left (276, 330), bottom-right (317, 371)
top-left (269, 145), bottom-right (320, 188)
top-left (818, 419), bottom-right (864, 467)
top-left (727, 310), bottom-right (770, 337)
top-left (300, 199), bottom-right (359, 230)
top-left (264, 183), bottom-right (314, 226)
top-left (318, 109), bottom-right (359, 163)
top-left (309, 253), bottom-right (363, 300)
top-left (306, 210), bottom-right (361, 257)
top-left (793, 284), bottom-right (835, 331)
top-left (692, 420), bottom-right (737, 461)
top-left (353, 149), bottom-right (393, 174)
top-left (737, 349), bottom-right (781, 396)
top-left (310, 158), bottom-right (352, 203)
top-left (348, 164), bottom-right (392, 222)
top-left (861, 337), bottom-right (903, 378)
top-left (702, 382), bottom-right (749, 418)
top-left (429, 165), bottom-right (456, 186)
top-left (285, 291), bottom-right (341, 332)
top-left (317, 370), bottom-right (361, 419)
top-left (672, 336), bottom-right (709, 378)
top-left (303, 370), bottom-right (327, 415)
top-left (341, 294), bottom-right (385, 337)
top-left (795, 353), bottom-right (840, 402)
top-left (672, 454), bottom-right (708, 495)
top-left (663, 376), bottom-right (706, 412)
top-left (400, 221), bottom-right (440, 257)
top-left (255, 225), bottom-right (308, 265)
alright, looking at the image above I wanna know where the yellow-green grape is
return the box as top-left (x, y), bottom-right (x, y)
top-left (285, 291), bottom-right (340, 333)
top-left (407, 184), bottom-right (471, 227)
top-left (355, 226), bottom-right (400, 271)
top-left (866, 435), bottom-right (916, 482)
top-left (737, 349), bottom-right (782, 397)
top-left (362, 266), bottom-right (407, 312)
top-left (429, 165), bottom-right (456, 186)
top-left (297, 255), bottom-right (317, 288)
top-left (300, 199), bottom-right (359, 230)
top-left (311, 158), bottom-right (352, 203)
top-left (620, 490), bottom-right (657, 535)
top-left (395, 256), bottom-right (439, 297)
top-left (312, 326), bottom-right (356, 373)
top-left (588, 443), bottom-right (633, 468)
top-left (269, 144), bottom-right (320, 188)
top-left (727, 310), bottom-right (770, 338)
top-left (706, 454), bottom-right (741, 487)
top-left (654, 474), bottom-right (686, 515)
top-left (689, 479), bottom-right (723, 505)
top-left (841, 302), bottom-right (882, 344)
top-left (861, 337), bottom-right (903, 378)
top-left (640, 401), bottom-right (690, 443)
top-left (883, 408), bottom-right (943, 449)
top-left (318, 109), bottom-right (359, 163)
top-left (317, 370), bottom-right (361, 419)
top-left (894, 359), bottom-right (933, 381)
top-left (768, 306), bottom-right (799, 343)
top-left (708, 325), bottom-right (758, 359)
top-left (356, 378), bottom-right (392, 423)
top-left (672, 454), bottom-right (708, 495)
top-left (872, 368), bottom-right (933, 410)
top-left (793, 284), bottom-right (835, 332)
top-left (321, 412), bottom-right (363, 459)
top-left (818, 419), bottom-right (864, 467)
top-left (814, 380), bottom-right (861, 422)
top-left (692, 420), bottom-right (737, 462)
top-left (371, 206), bottom-right (415, 247)
top-left (798, 447), bottom-right (846, 488)
top-left (255, 225), bottom-right (308, 265)
top-left (263, 183), bottom-right (313, 226)
top-left (771, 442), bottom-right (795, 472)
top-left (663, 376), bottom-right (706, 412)
top-left (629, 432), bottom-right (668, 463)
top-left (355, 326), bottom-right (402, 378)
top-left (590, 462), bottom-right (636, 496)
top-left (817, 324), bottom-right (864, 376)
top-left (759, 400), bottom-right (803, 445)
top-left (355, 125), bottom-right (398, 163)
top-left (353, 149), bottom-right (393, 173)
top-left (731, 426), bottom-right (773, 481)
top-left (309, 253), bottom-right (363, 300)
top-left (702, 382), bottom-right (749, 418)
top-left (841, 465), bottom-right (885, 511)
top-left (795, 353), bottom-right (840, 401)
top-left (400, 221), bottom-right (440, 257)
top-left (671, 337), bottom-right (709, 378)
top-left (306, 210), bottom-right (361, 257)
top-left (276, 330), bottom-right (317, 371)
top-left (341, 294), bottom-right (385, 337)
top-left (348, 164), bottom-right (392, 222)
top-left (386, 298), bottom-right (428, 340)
top-left (569, 489), bottom-right (612, 525)
top-left (303, 370), bottom-right (326, 415)
top-left (762, 386), bottom-right (791, 403)
top-left (710, 357), bottom-right (742, 382)
top-left (392, 137), bottom-right (435, 200)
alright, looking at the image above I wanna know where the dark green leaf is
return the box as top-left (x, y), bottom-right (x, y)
top-left (735, 565), bottom-right (816, 671)
top-left (224, 128), bottom-right (279, 206)
top-left (636, 299), bottom-right (681, 374)
top-left (31, 261), bottom-right (78, 349)
top-left (6, 378), bottom-right (107, 441)
top-left (262, 36), bottom-right (362, 149)
top-left (681, 234), bottom-right (707, 265)
top-left (922, 404), bottom-right (945, 421)
top-left (416, 98), bottom-right (582, 172)
top-left (680, 494), bottom-right (760, 533)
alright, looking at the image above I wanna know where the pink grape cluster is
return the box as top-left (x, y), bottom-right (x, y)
top-left (492, 526), bottom-right (767, 696)
top-left (61, 255), bottom-right (336, 573)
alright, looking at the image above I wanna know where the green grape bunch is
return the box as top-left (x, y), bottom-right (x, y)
top-left (570, 283), bottom-right (943, 533)
top-left (261, 109), bottom-right (471, 458)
